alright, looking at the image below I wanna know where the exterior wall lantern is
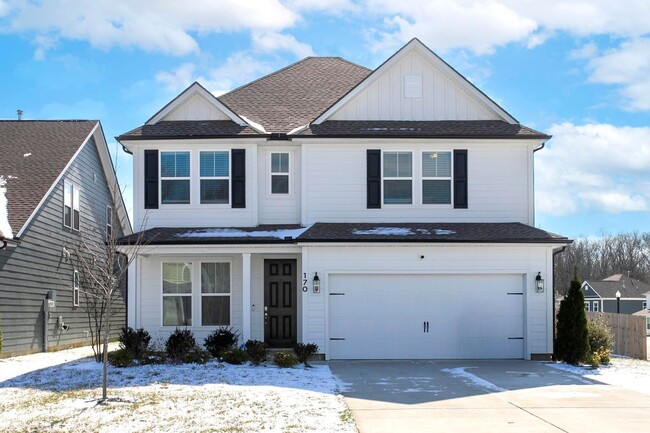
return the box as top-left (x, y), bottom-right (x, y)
top-left (535, 272), bottom-right (544, 293)
top-left (313, 272), bottom-right (321, 293)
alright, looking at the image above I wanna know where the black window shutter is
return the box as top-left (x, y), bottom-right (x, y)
top-left (453, 149), bottom-right (468, 209)
top-left (367, 149), bottom-right (381, 209)
top-left (231, 149), bottom-right (246, 208)
top-left (144, 149), bottom-right (159, 209)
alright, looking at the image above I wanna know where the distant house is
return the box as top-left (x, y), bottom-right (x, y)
top-left (582, 274), bottom-right (649, 314)
top-left (0, 120), bottom-right (131, 357)
top-left (632, 290), bottom-right (650, 335)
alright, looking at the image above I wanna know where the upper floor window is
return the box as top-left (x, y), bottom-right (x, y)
top-left (161, 151), bottom-right (190, 204)
top-left (63, 181), bottom-right (80, 230)
top-left (200, 151), bottom-right (229, 204)
top-left (162, 262), bottom-right (192, 326)
top-left (422, 151), bottom-right (452, 204)
top-left (271, 152), bottom-right (290, 194)
top-left (383, 151), bottom-right (412, 204)
top-left (106, 205), bottom-right (113, 239)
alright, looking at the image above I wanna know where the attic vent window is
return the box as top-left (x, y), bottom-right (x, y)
top-left (404, 75), bottom-right (422, 98)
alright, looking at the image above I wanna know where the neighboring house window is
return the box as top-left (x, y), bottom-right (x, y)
top-left (106, 205), bottom-right (113, 239)
top-left (200, 262), bottom-right (231, 326)
top-left (200, 151), bottom-right (229, 204)
top-left (422, 151), bottom-right (452, 204)
top-left (162, 263), bottom-right (192, 326)
top-left (584, 301), bottom-right (590, 311)
top-left (383, 151), bottom-right (412, 204)
top-left (592, 301), bottom-right (599, 312)
top-left (63, 181), bottom-right (80, 230)
top-left (73, 270), bottom-right (80, 307)
top-left (160, 151), bottom-right (190, 204)
top-left (643, 301), bottom-right (647, 309)
top-left (270, 152), bottom-right (290, 194)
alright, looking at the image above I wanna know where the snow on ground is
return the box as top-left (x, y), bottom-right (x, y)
top-left (0, 347), bottom-right (356, 433)
top-left (546, 356), bottom-right (650, 396)
top-left (441, 367), bottom-right (506, 392)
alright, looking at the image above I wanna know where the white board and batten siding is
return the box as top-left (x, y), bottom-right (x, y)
top-left (301, 245), bottom-right (554, 360)
top-left (162, 93), bottom-right (232, 122)
top-left (300, 140), bottom-right (536, 226)
top-left (329, 49), bottom-right (501, 122)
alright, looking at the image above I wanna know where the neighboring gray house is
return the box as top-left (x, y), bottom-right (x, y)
top-left (582, 274), bottom-right (649, 314)
top-left (0, 120), bottom-right (131, 357)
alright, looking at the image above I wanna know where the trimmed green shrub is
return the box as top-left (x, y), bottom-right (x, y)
top-left (183, 347), bottom-right (211, 364)
top-left (118, 327), bottom-right (151, 360)
top-left (555, 273), bottom-right (590, 365)
top-left (140, 352), bottom-right (167, 365)
top-left (165, 328), bottom-right (198, 362)
top-left (587, 315), bottom-right (614, 364)
top-left (245, 340), bottom-right (268, 365)
top-left (204, 327), bottom-right (239, 357)
top-left (274, 351), bottom-right (299, 368)
top-left (222, 348), bottom-right (249, 365)
top-left (108, 348), bottom-right (135, 368)
top-left (293, 343), bottom-right (318, 367)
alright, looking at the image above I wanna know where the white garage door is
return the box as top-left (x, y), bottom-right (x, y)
top-left (328, 274), bottom-right (524, 359)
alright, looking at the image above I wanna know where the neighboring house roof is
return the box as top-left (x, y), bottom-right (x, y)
top-left (118, 222), bottom-right (568, 245)
top-left (298, 120), bottom-right (549, 139)
top-left (219, 57), bottom-right (371, 133)
top-left (119, 120), bottom-right (261, 140)
top-left (583, 274), bottom-right (650, 299)
top-left (0, 120), bottom-right (131, 238)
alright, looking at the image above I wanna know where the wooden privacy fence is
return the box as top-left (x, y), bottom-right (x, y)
top-left (587, 312), bottom-right (647, 360)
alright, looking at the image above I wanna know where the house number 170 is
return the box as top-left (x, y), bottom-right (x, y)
top-left (302, 273), bottom-right (308, 292)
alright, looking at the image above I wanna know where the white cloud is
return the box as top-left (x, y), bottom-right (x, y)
top-left (536, 122), bottom-right (650, 216)
top-left (569, 42), bottom-right (598, 60)
top-left (284, 0), bottom-right (359, 13)
top-left (585, 38), bottom-right (650, 111)
top-left (32, 34), bottom-right (57, 60)
top-left (252, 31), bottom-right (314, 57)
top-left (2, 0), bottom-right (299, 56)
top-left (155, 53), bottom-right (274, 96)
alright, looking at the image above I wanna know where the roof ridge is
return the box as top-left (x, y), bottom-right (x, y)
top-left (0, 119), bottom-right (96, 122)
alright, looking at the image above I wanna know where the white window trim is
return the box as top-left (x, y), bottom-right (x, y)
top-left (269, 151), bottom-right (292, 196)
top-left (73, 270), bottom-right (80, 307)
top-left (199, 261), bottom-right (233, 327)
top-left (198, 149), bottom-right (231, 206)
top-left (160, 150), bottom-right (191, 206)
top-left (382, 150), bottom-right (413, 206)
top-left (592, 301), bottom-right (599, 312)
top-left (106, 205), bottom-right (113, 239)
top-left (161, 262), bottom-right (194, 327)
top-left (63, 181), bottom-right (80, 231)
top-left (584, 301), bottom-right (590, 311)
top-left (421, 150), bottom-right (453, 206)
top-left (63, 181), bottom-right (72, 228)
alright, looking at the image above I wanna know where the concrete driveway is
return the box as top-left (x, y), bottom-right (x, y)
top-left (330, 360), bottom-right (650, 433)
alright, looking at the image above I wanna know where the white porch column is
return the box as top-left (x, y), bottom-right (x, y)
top-left (242, 253), bottom-right (252, 341)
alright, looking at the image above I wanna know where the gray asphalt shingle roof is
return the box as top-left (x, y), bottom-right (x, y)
top-left (0, 120), bottom-right (97, 236)
top-left (585, 274), bottom-right (650, 299)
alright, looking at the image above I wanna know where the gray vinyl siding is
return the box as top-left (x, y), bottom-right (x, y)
top-left (0, 137), bottom-right (126, 357)
top-left (602, 299), bottom-right (646, 315)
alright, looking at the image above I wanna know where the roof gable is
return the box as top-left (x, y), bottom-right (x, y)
top-left (0, 120), bottom-right (131, 238)
top-left (314, 38), bottom-right (516, 125)
top-left (147, 82), bottom-right (246, 126)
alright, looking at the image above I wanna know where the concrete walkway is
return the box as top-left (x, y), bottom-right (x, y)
top-left (330, 360), bottom-right (650, 433)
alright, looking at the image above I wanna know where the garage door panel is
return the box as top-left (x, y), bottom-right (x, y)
top-left (329, 274), bottom-right (524, 359)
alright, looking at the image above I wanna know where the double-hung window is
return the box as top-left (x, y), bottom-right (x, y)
top-left (422, 151), bottom-right (452, 204)
top-left (200, 151), bottom-right (229, 204)
top-left (383, 151), bottom-right (412, 204)
top-left (106, 205), bottom-right (113, 239)
top-left (73, 270), bottom-right (80, 307)
top-left (63, 181), bottom-right (80, 230)
top-left (162, 263), bottom-right (192, 326)
top-left (200, 262), bottom-right (231, 326)
top-left (592, 301), bottom-right (599, 312)
top-left (161, 151), bottom-right (190, 204)
top-left (584, 301), bottom-right (590, 311)
top-left (270, 152), bottom-right (290, 194)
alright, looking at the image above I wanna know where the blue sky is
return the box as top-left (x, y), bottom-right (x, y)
top-left (1, 0), bottom-right (649, 239)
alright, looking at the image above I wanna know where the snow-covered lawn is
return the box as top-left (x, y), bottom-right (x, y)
top-left (0, 346), bottom-right (356, 433)
top-left (546, 355), bottom-right (650, 396)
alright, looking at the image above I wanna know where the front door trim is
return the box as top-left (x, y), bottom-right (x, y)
top-left (264, 259), bottom-right (297, 348)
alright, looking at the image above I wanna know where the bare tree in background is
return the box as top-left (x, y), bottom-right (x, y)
top-left (554, 231), bottom-right (650, 295)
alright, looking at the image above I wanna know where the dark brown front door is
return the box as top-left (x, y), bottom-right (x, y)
top-left (264, 259), bottom-right (297, 348)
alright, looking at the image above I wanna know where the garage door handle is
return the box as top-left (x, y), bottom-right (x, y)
top-left (423, 321), bottom-right (429, 333)
top-left (426, 321), bottom-right (429, 333)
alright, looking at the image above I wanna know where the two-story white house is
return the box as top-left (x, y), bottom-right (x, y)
top-left (117, 39), bottom-right (570, 360)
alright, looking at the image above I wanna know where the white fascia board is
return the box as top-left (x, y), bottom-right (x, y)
top-left (146, 82), bottom-right (247, 126)
top-left (119, 137), bottom-right (269, 149)
top-left (15, 124), bottom-right (97, 238)
top-left (118, 244), bottom-right (302, 256)
top-left (297, 242), bottom-right (568, 249)
top-left (93, 123), bottom-right (133, 235)
top-left (293, 137), bottom-right (547, 146)
top-left (313, 38), bottom-right (517, 125)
